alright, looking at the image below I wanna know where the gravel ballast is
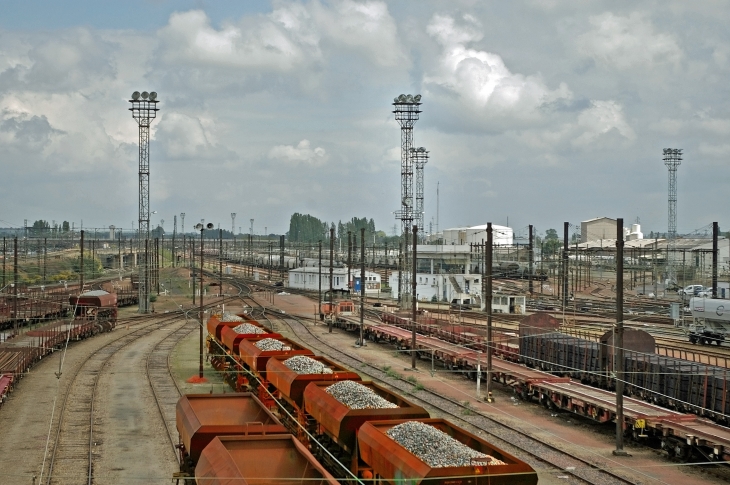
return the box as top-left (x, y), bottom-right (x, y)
top-left (254, 338), bottom-right (291, 351)
top-left (325, 380), bottom-right (398, 409)
top-left (232, 322), bottom-right (265, 335)
top-left (283, 355), bottom-right (334, 374)
top-left (386, 421), bottom-right (505, 468)
top-left (220, 312), bottom-right (244, 322)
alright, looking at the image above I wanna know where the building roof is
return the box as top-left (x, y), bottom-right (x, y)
top-left (581, 217), bottom-right (616, 224)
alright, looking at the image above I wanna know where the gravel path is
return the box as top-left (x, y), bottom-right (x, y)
top-left (0, 319), bottom-right (155, 485)
top-left (91, 320), bottom-right (187, 485)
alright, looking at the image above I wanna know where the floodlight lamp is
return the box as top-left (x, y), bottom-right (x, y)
top-left (398, 94), bottom-right (407, 102)
top-left (141, 91), bottom-right (149, 99)
top-left (132, 91), bottom-right (140, 100)
top-left (195, 223), bottom-right (203, 230)
top-left (393, 97), bottom-right (399, 103)
top-left (149, 92), bottom-right (157, 101)
top-left (206, 223), bottom-right (214, 229)
top-left (418, 147), bottom-right (426, 152)
top-left (414, 94), bottom-right (422, 102)
top-left (406, 94), bottom-right (414, 103)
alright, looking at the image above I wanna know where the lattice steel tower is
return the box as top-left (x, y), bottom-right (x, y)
top-left (393, 94), bottom-right (422, 309)
top-left (410, 147), bottom-right (429, 240)
top-left (129, 91), bottom-right (159, 313)
top-left (663, 148), bottom-right (682, 282)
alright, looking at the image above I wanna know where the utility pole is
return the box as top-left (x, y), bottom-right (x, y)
top-left (411, 225), bottom-right (418, 369)
top-left (43, 237), bottom-right (47, 283)
top-left (13, 237), bottom-right (18, 336)
top-left (2, 237), bottom-right (5, 291)
top-left (528, 225), bottom-right (534, 294)
top-left (318, 240), bottom-right (322, 320)
top-left (614, 218), bottom-right (628, 456)
top-left (563, 222), bottom-right (569, 309)
top-left (219, 229), bottom-right (223, 296)
top-left (329, 227), bottom-right (334, 333)
top-left (199, 225), bottom-right (205, 380)
top-left (485, 223), bottom-right (493, 402)
top-left (360, 228), bottom-right (366, 347)
top-left (80, 230), bottom-right (85, 293)
top-left (347, 231), bottom-right (352, 293)
top-left (172, 215), bottom-right (177, 268)
top-left (712, 222), bottom-right (718, 298)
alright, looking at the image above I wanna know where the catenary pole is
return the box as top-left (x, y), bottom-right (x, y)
top-left (411, 225), bottom-right (417, 369)
top-left (614, 218), bottom-right (628, 456)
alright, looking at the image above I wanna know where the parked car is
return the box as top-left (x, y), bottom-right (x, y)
top-left (678, 284), bottom-right (704, 297)
top-left (697, 287), bottom-right (714, 298)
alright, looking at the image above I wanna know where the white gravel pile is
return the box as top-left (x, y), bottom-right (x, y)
top-left (220, 312), bottom-right (244, 322)
top-left (385, 421), bottom-right (505, 468)
top-left (283, 356), bottom-right (334, 375)
top-left (325, 381), bottom-right (398, 409)
top-left (254, 338), bottom-right (291, 351)
top-left (232, 323), bottom-right (265, 335)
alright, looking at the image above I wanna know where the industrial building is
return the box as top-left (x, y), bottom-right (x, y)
top-left (441, 224), bottom-right (513, 246)
top-left (581, 217), bottom-right (617, 242)
top-left (287, 267), bottom-right (381, 295)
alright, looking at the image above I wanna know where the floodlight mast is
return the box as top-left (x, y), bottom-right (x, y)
top-left (663, 148), bottom-right (682, 283)
top-left (129, 91), bottom-right (159, 313)
top-left (410, 147), bottom-right (429, 241)
top-left (393, 94), bottom-right (421, 309)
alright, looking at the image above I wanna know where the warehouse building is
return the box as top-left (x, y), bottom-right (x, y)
top-left (287, 267), bottom-right (381, 295)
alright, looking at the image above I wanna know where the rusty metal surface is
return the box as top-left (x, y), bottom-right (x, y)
top-left (358, 418), bottom-right (538, 485)
top-left (220, 325), bottom-right (282, 355)
top-left (195, 435), bottom-right (340, 485)
top-left (303, 381), bottom-right (429, 452)
top-left (266, 355), bottom-right (361, 407)
top-left (518, 312), bottom-right (559, 338)
top-left (175, 393), bottom-right (287, 463)
top-left (237, 336), bottom-right (314, 376)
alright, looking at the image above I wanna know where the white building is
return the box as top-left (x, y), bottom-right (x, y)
top-left (442, 224), bottom-right (513, 246)
top-left (287, 267), bottom-right (381, 295)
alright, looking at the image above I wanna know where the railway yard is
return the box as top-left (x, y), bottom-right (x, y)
top-left (0, 265), bottom-right (728, 484)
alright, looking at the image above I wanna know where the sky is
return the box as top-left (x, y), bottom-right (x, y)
top-left (1, 0), bottom-right (729, 238)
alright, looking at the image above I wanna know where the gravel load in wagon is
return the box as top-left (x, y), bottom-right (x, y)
top-left (325, 380), bottom-right (398, 409)
top-left (220, 312), bottom-right (244, 322)
top-left (386, 421), bottom-right (505, 468)
top-left (232, 322), bottom-right (265, 335)
top-left (254, 338), bottom-right (291, 351)
top-left (283, 355), bottom-right (334, 375)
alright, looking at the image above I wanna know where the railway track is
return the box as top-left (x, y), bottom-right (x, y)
top-left (42, 313), bottom-right (182, 485)
top-left (228, 281), bottom-right (641, 485)
top-left (41, 290), bottom-right (242, 485)
top-left (145, 317), bottom-right (196, 464)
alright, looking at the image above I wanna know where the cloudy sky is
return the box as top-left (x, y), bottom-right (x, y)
top-left (1, 0), bottom-right (728, 237)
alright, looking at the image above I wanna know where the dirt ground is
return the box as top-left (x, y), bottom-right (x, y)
top-left (264, 293), bottom-right (728, 485)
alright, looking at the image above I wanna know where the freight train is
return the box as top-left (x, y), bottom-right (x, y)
top-left (375, 311), bottom-right (730, 425)
top-left (186, 312), bottom-right (538, 484)
top-left (0, 290), bottom-right (119, 401)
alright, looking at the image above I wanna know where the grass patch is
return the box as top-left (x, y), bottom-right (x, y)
top-left (461, 401), bottom-right (473, 415)
top-left (383, 365), bottom-right (391, 372)
top-left (385, 368), bottom-right (401, 379)
top-left (406, 375), bottom-right (418, 384)
top-left (414, 383), bottom-right (425, 391)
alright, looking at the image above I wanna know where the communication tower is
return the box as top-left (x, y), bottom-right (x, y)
top-left (129, 90), bottom-right (159, 313)
top-left (393, 93), bottom-right (421, 309)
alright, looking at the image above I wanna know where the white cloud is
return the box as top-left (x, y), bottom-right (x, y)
top-left (572, 100), bottom-right (635, 146)
top-left (423, 14), bottom-right (572, 122)
top-left (577, 12), bottom-right (682, 70)
top-left (157, 9), bottom-right (321, 71)
top-left (310, 0), bottom-right (406, 67)
top-left (268, 139), bottom-right (328, 166)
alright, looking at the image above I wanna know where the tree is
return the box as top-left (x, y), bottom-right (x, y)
top-left (543, 228), bottom-right (561, 257)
